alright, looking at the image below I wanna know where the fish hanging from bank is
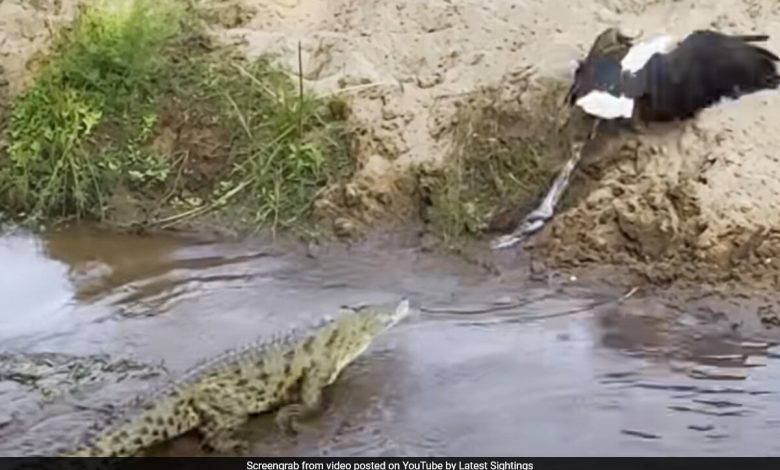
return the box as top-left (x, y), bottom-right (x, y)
top-left (566, 27), bottom-right (780, 124)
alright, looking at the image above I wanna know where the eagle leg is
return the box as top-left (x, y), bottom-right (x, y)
top-left (588, 118), bottom-right (601, 140)
top-left (623, 105), bottom-right (647, 134)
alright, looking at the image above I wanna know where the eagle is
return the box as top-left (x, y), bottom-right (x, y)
top-left (565, 27), bottom-right (780, 125)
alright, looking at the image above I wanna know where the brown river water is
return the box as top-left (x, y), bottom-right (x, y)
top-left (2, 225), bottom-right (780, 456)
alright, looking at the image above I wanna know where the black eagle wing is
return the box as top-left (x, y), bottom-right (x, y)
top-left (623, 31), bottom-right (780, 121)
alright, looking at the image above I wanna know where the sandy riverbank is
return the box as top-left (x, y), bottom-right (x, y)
top-left (4, 0), bottom-right (780, 292)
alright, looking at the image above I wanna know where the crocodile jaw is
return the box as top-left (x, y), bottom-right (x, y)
top-left (325, 298), bottom-right (411, 385)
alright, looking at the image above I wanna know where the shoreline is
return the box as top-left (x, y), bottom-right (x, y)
top-left (3, 0), bottom-right (780, 301)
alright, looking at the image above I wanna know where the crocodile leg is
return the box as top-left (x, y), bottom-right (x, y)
top-left (275, 402), bottom-right (319, 436)
top-left (193, 389), bottom-right (251, 454)
top-left (196, 405), bottom-right (250, 454)
top-left (274, 370), bottom-right (327, 435)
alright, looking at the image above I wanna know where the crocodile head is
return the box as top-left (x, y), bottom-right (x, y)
top-left (354, 297), bottom-right (411, 330)
top-left (323, 298), bottom-right (411, 385)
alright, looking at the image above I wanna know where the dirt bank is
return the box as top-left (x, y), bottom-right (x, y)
top-left (202, 0), bottom-right (587, 234)
top-left (5, 0), bottom-right (780, 289)
top-left (166, 0), bottom-right (780, 290)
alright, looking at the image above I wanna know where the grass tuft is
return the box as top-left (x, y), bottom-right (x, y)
top-left (418, 81), bottom-right (576, 246)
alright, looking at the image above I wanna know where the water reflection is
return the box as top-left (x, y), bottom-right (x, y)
top-left (0, 233), bottom-right (73, 341)
top-left (1, 226), bottom-right (780, 456)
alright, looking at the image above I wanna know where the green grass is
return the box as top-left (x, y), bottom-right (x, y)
top-left (1, 0), bottom-right (182, 219)
top-left (162, 52), bottom-right (354, 233)
top-left (418, 81), bottom-right (576, 246)
top-left (0, 0), bottom-right (353, 234)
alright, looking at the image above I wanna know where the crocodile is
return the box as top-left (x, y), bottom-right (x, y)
top-left (59, 298), bottom-right (411, 457)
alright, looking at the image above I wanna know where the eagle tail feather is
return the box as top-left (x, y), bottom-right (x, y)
top-left (731, 34), bottom-right (770, 43)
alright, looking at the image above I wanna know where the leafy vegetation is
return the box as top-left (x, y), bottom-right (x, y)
top-left (0, 0), bottom-right (353, 234)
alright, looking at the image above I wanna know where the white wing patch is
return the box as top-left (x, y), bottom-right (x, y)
top-left (575, 90), bottom-right (635, 119)
top-left (621, 35), bottom-right (676, 73)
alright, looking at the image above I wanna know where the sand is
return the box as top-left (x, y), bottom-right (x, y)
top-left (4, 0), bottom-right (780, 289)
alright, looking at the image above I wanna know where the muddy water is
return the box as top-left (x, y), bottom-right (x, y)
top-left (2, 226), bottom-right (780, 456)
